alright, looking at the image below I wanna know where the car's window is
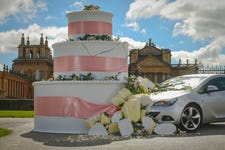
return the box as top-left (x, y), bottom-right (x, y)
top-left (201, 77), bottom-right (225, 92)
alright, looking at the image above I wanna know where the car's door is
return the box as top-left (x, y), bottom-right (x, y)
top-left (200, 77), bottom-right (225, 121)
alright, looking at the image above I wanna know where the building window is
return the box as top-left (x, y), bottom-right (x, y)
top-left (20, 70), bottom-right (24, 75)
top-left (37, 50), bottom-right (40, 59)
top-left (35, 69), bottom-right (40, 80)
top-left (23, 49), bottom-right (26, 58)
top-left (29, 51), bottom-right (33, 59)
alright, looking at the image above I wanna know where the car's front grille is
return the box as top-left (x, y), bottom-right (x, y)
top-left (148, 112), bottom-right (160, 118)
top-left (162, 115), bottom-right (174, 121)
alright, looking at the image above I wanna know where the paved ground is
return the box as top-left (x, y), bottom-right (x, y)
top-left (0, 118), bottom-right (225, 150)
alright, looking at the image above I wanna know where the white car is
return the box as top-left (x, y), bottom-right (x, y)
top-left (149, 74), bottom-right (225, 131)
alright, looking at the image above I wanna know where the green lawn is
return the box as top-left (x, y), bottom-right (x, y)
top-left (0, 128), bottom-right (12, 137)
top-left (0, 110), bottom-right (34, 118)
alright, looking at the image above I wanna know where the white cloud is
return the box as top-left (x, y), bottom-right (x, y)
top-left (126, 0), bottom-right (167, 20)
top-left (0, 24), bottom-right (67, 55)
top-left (120, 37), bottom-right (146, 50)
top-left (73, 1), bottom-right (83, 9)
top-left (36, 0), bottom-right (48, 11)
top-left (141, 29), bottom-right (146, 34)
top-left (161, 0), bottom-right (225, 40)
top-left (172, 37), bottom-right (225, 65)
top-left (126, 0), bottom-right (225, 65)
top-left (0, 0), bottom-right (47, 25)
top-left (0, 64), bottom-right (3, 71)
top-left (124, 21), bottom-right (139, 31)
top-left (125, 0), bottom-right (166, 33)
top-left (66, 1), bottom-right (84, 14)
top-left (44, 16), bottom-right (56, 21)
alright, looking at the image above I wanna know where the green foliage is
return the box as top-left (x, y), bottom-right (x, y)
top-left (0, 128), bottom-right (12, 137)
top-left (56, 73), bottom-right (94, 81)
top-left (0, 111), bottom-right (34, 118)
top-left (83, 4), bottom-right (100, 11)
top-left (113, 36), bottom-right (120, 41)
top-left (79, 73), bottom-right (94, 80)
top-left (78, 34), bottom-right (112, 41)
top-left (125, 75), bottom-right (150, 94)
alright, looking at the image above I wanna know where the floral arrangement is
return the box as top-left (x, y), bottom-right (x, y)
top-left (77, 34), bottom-right (112, 41)
top-left (50, 72), bottom-right (123, 81)
top-left (124, 75), bottom-right (152, 94)
top-left (83, 4), bottom-right (100, 11)
top-left (55, 73), bottom-right (94, 81)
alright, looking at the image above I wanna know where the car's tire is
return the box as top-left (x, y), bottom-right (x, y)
top-left (180, 104), bottom-right (202, 131)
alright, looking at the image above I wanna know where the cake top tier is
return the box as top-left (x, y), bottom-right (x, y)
top-left (67, 10), bottom-right (113, 24)
top-left (67, 10), bottom-right (113, 40)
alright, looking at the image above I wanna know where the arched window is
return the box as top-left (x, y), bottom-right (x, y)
top-left (29, 51), bottom-right (33, 59)
top-left (23, 49), bottom-right (26, 58)
top-left (35, 69), bottom-right (40, 80)
top-left (20, 70), bottom-right (24, 75)
top-left (37, 50), bottom-right (40, 59)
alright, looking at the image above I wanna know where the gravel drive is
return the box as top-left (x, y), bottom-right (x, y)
top-left (0, 118), bottom-right (225, 150)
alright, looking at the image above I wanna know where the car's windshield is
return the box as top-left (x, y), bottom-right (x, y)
top-left (160, 76), bottom-right (206, 91)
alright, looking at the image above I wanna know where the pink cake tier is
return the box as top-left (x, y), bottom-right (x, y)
top-left (53, 40), bottom-right (129, 80)
top-left (67, 10), bottom-right (113, 40)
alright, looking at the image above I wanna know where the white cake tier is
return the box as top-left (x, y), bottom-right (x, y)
top-left (33, 80), bottom-right (124, 133)
top-left (34, 116), bottom-right (88, 133)
top-left (52, 41), bottom-right (128, 79)
top-left (53, 41), bottom-right (128, 58)
top-left (33, 80), bottom-right (124, 104)
top-left (67, 11), bottom-right (113, 23)
top-left (67, 11), bottom-right (113, 40)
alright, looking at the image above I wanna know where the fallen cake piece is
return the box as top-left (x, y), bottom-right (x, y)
top-left (88, 123), bottom-right (108, 136)
top-left (154, 123), bottom-right (177, 135)
top-left (118, 118), bottom-right (134, 136)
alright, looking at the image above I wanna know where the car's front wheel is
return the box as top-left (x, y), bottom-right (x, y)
top-left (180, 104), bottom-right (202, 131)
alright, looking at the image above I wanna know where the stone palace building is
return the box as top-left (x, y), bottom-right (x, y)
top-left (129, 39), bottom-right (198, 83)
top-left (0, 34), bottom-right (53, 99)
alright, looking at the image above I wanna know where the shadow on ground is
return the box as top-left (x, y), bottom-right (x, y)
top-left (193, 123), bottom-right (225, 136)
top-left (21, 132), bottom-right (130, 147)
top-left (21, 122), bottom-right (225, 147)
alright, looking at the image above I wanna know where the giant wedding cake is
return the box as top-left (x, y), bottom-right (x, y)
top-left (33, 5), bottom-right (128, 133)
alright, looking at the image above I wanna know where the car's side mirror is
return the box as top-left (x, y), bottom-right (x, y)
top-left (207, 85), bottom-right (219, 92)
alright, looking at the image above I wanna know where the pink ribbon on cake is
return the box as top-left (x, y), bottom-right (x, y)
top-left (54, 56), bottom-right (128, 72)
top-left (34, 96), bottom-right (119, 119)
top-left (68, 21), bottom-right (112, 35)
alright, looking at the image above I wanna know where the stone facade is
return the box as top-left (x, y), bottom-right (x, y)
top-left (0, 66), bottom-right (33, 99)
top-left (12, 34), bottom-right (53, 81)
top-left (129, 39), bottom-right (198, 83)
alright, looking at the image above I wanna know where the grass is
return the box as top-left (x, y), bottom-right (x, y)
top-left (0, 110), bottom-right (34, 118)
top-left (0, 128), bottom-right (12, 137)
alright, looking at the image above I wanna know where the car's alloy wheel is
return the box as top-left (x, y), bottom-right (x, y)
top-left (181, 104), bottom-right (202, 131)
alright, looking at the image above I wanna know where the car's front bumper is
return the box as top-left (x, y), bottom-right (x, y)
top-left (149, 103), bottom-right (183, 125)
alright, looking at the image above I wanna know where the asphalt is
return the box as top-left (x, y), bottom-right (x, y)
top-left (0, 118), bottom-right (225, 150)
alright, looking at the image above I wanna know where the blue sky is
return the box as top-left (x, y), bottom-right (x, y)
top-left (1, 0), bottom-right (225, 71)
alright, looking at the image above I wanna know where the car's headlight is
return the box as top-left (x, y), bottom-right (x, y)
top-left (153, 98), bottom-right (178, 107)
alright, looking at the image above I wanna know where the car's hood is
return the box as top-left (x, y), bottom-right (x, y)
top-left (150, 90), bottom-right (190, 101)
